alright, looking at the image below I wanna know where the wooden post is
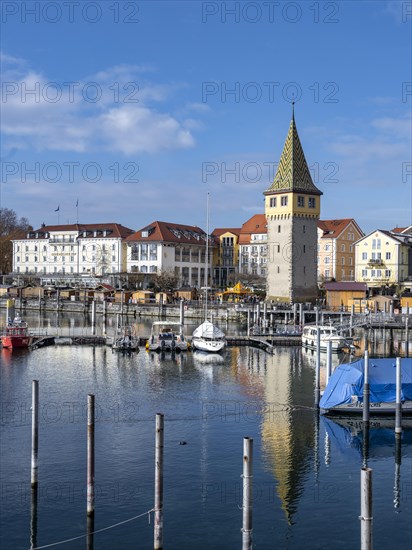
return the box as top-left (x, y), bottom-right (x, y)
top-left (91, 300), bottom-right (96, 335)
top-left (263, 302), bottom-right (267, 330)
top-left (179, 299), bottom-right (185, 327)
top-left (31, 380), bottom-right (39, 487)
top-left (389, 301), bottom-right (394, 317)
top-left (395, 357), bottom-right (402, 435)
top-left (247, 309), bottom-right (251, 337)
top-left (87, 514), bottom-right (94, 550)
top-left (394, 434), bottom-right (401, 510)
top-left (154, 413), bottom-right (164, 550)
top-left (405, 317), bottom-right (409, 357)
top-left (30, 485), bottom-right (38, 550)
top-left (360, 467), bottom-right (373, 550)
top-left (299, 303), bottom-right (303, 328)
top-left (256, 302), bottom-right (261, 326)
top-left (242, 437), bottom-right (253, 550)
top-left (87, 394), bottom-right (95, 516)
top-left (326, 340), bottom-right (332, 387)
top-left (362, 351), bottom-right (370, 424)
top-left (315, 308), bottom-right (320, 407)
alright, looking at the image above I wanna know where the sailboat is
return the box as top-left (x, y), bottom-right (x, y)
top-left (191, 193), bottom-right (226, 353)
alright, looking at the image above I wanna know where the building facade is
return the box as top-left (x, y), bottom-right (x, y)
top-left (238, 214), bottom-right (268, 278)
top-left (264, 111), bottom-right (322, 302)
top-left (355, 228), bottom-right (412, 290)
top-left (317, 219), bottom-right (364, 282)
top-left (125, 221), bottom-right (212, 288)
top-left (212, 228), bottom-right (241, 288)
top-left (12, 223), bottom-right (134, 276)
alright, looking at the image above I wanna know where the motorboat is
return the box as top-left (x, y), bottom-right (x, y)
top-left (320, 357), bottom-right (412, 415)
top-left (191, 321), bottom-right (226, 353)
top-left (146, 321), bottom-right (189, 352)
top-left (1, 315), bottom-right (32, 349)
top-left (301, 324), bottom-right (348, 352)
top-left (112, 325), bottom-right (139, 352)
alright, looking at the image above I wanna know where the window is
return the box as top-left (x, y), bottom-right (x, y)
top-left (270, 197), bottom-right (276, 207)
top-left (376, 270), bottom-right (382, 277)
top-left (131, 245), bottom-right (139, 261)
top-left (141, 244), bottom-right (148, 260)
top-left (277, 245), bottom-right (280, 253)
top-left (349, 257), bottom-right (353, 266)
top-left (278, 225), bottom-right (281, 233)
top-left (386, 252), bottom-right (391, 260)
top-left (372, 238), bottom-right (381, 250)
top-left (385, 270), bottom-right (391, 277)
top-left (297, 196), bottom-right (305, 207)
top-left (341, 257), bottom-right (345, 265)
top-left (25, 256), bottom-right (29, 262)
top-left (325, 257), bottom-right (330, 264)
top-left (325, 244), bottom-right (330, 251)
top-left (17, 256), bottom-right (20, 262)
top-left (362, 269), bottom-right (367, 277)
top-left (43, 256), bottom-right (46, 262)
top-left (112, 255), bottom-right (116, 262)
top-left (281, 196), bottom-right (288, 206)
top-left (362, 252), bottom-right (367, 260)
top-left (308, 197), bottom-right (316, 208)
top-left (325, 269), bottom-right (330, 278)
top-left (303, 225), bottom-right (306, 233)
top-left (277, 266), bottom-right (280, 273)
top-left (150, 265), bottom-right (157, 273)
top-left (303, 245), bottom-right (306, 253)
top-left (341, 244), bottom-right (345, 252)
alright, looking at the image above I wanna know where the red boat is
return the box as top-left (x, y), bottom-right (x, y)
top-left (1, 318), bottom-right (32, 349)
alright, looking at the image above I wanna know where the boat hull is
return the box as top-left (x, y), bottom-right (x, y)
top-left (191, 338), bottom-right (226, 353)
top-left (321, 400), bottom-right (412, 416)
top-left (1, 335), bottom-right (32, 349)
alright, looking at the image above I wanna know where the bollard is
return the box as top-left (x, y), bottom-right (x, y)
top-left (31, 380), bottom-right (39, 487)
top-left (242, 437), bottom-right (253, 550)
top-left (87, 394), bottom-right (95, 516)
top-left (154, 413), bottom-right (164, 550)
top-left (360, 468), bottom-right (373, 550)
top-left (395, 357), bottom-right (402, 435)
top-left (362, 351), bottom-right (370, 424)
top-left (326, 340), bottom-right (332, 387)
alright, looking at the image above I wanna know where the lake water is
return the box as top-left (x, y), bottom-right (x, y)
top-left (1, 313), bottom-right (411, 549)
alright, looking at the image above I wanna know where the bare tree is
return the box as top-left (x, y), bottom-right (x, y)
top-left (150, 270), bottom-right (179, 292)
top-left (0, 208), bottom-right (32, 274)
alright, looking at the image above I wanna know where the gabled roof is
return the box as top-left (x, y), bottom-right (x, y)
top-left (265, 112), bottom-right (322, 196)
top-left (22, 223), bottom-right (134, 239)
top-left (356, 229), bottom-right (412, 246)
top-left (239, 214), bottom-right (267, 244)
top-left (392, 225), bottom-right (412, 235)
top-left (212, 228), bottom-right (241, 238)
top-left (126, 221), bottom-right (209, 245)
top-left (318, 219), bottom-right (364, 239)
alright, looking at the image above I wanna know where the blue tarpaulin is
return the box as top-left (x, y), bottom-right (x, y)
top-left (320, 357), bottom-right (412, 409)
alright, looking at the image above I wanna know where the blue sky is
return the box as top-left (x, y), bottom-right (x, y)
top-left (1, 0), bottom-right (411, 235)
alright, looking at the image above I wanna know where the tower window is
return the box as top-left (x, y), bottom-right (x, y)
top-left (270, 197), bottom-right (277, 207)
top-left (303, 225), bottom-right (306, 233)
top-left (308, 197), bottom-right (316, 208)
top-left (281, 196), bottom-right (288, 206)
top-left (278, 225), bottom-right (281, 233)
top-left (297, 196), bottom-right (305, 207)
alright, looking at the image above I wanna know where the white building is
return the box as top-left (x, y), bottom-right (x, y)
top-left (238, 214), bottom-right (268, 277)
top-left (125, 221), bottom-right (212, 288)
top-left (12, 223), bottom-right (134, 276)
top-left (355, 227), bottom-right (412, 290)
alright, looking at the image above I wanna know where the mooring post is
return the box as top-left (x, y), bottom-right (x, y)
top-left (360, 467), bottom-right (373, 550)
top-left (91, 300), bottom-right (96, 335)
top-left (263, 302), bottom-right (267, 330)
top-left (394, 434), bottom-right (401, 510)
top-left (30, 484), bottom-right (38, 550)
top-left (87, 394), bottom-right (95, 517)
top-left (31, 380), bottom-right (39, 487)
top-left (242, 437), bottom-right (253, 550)
top-left (247, 309), bottom-right (251, 337)
top-left (395, 357), bottom-right (402, 435)
top-left (87, 514), bottom-right (94, 550)
top-left (154, 413), bottom-right (164, 550)
top-left (362, 350), bottom-right (370, 424)
top-left (326, 340), bottom-right (332, 387)
top-left (315, 307), bottom-right (320, 407)
top-left (299, 303), bottom-right (303, 328)
top-left (405, 317), bottom-right (409, 357)
top-left (179, 299), bottom-right (185, 327)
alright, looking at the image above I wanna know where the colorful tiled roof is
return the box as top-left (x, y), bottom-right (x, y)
top-left (265, 113), bottom-right (322, 196)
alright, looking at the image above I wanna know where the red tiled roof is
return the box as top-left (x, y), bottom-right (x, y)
top-left (212, 228), bottom-right (241, 237)
top-left (239, 214), bottom-right (267, 244)
top-left (126, 221), bottom-right (209, 245)
top-left (25, 223), bottom-right (134, 239)
top-left (318, 218), bottom-right (364, 239)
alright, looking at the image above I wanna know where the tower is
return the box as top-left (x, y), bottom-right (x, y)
top-left (264, 108), bottom-right (322, 302)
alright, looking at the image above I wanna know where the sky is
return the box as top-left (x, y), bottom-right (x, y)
top-left (1, 0), bottom-right (411, 235)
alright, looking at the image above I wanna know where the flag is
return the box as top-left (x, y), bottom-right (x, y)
top-left (76, 198), bottom-right (78, 207)
top-left (55, 205), bottom-right (60, 212)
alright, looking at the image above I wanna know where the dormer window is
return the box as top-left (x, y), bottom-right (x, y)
top-left (142, 230), bottom-right (149, 238)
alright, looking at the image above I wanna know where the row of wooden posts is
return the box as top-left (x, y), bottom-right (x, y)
top-left (29, 378), bottom-right (379, 550)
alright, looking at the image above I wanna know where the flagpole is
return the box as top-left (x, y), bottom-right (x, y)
top-left (76, 198), bottom-right (79, 224)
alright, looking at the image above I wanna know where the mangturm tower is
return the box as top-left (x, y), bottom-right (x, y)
top-left (264, 107), bottom-right (322, 303)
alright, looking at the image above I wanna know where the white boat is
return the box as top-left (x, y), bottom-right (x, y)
top-left (191, 192), bottom-right (226, 354)
top-left (112, 325), bottom-right (139, 352)
top-left (301, 324), bottom-right (348, 353)
top-left (146, 321), bottom-right (189, 352)
top-left (191, 321), bottom-right (226, 353)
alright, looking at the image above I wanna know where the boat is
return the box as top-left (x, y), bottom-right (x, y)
top-left (146, 321), bottom-right (189, 352)
top-left (191, 192), bottom-right (226, 354)
top-left (301, 324), bottom-right (348, 352)
top-left (1, 315), bottom-right (32, 349)
top-left (112, 325), bottom-right (139, 352)
top-left (191, 321), bottom-right (226, 353)
top-left (320, 357), bottom-right (412, 416)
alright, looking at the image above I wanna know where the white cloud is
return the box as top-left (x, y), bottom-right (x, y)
top-left (1, 55), bottom-right (200, 155)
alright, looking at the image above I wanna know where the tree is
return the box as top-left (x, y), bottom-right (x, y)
top-left (0, 208), bottom-right (32, 274)
top-left (150, 270), bottom-right (179, 293)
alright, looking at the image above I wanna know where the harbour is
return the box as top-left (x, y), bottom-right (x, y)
top-left (1, 311), bottom-right (411, 549)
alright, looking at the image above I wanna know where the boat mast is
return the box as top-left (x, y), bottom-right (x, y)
top-left (205, 192), bottom-right (210, 321)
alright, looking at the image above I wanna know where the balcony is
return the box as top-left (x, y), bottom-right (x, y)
top-left (368, 259), bottom-right (384, 266)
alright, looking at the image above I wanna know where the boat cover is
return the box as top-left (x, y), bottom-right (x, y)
top-left (192, 321), bottom-right (225, 339)
top-left (320, 357), bottom-right (412, 409)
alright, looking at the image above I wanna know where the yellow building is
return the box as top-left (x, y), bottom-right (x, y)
top-left (355, 228), bottom-right (412, 290)
top-left (211, 228), bottom-right (241, 288)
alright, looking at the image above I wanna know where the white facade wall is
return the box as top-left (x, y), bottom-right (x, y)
top-left (239, 233), bottom-right (267, 277)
